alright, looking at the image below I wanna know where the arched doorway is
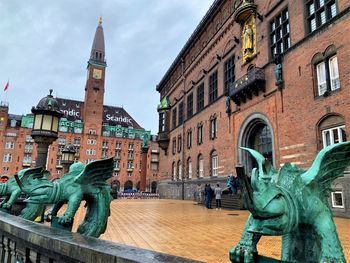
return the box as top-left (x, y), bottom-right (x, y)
top-left (238, 114), bottom-right (274, 173)
top-left (151, 181), bottom-right (157, 193)
top-left (124, 180), bottom-right (133, 191)
top-left (136, 181), bottom-right (140, 191)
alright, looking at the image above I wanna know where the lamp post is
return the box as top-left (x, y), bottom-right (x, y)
top-left (61, 144), bottom-right (76, 173)
top-left (31, 89), bottom-right (63, 168)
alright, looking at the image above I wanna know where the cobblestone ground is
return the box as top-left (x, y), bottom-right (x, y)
top-left (71, 199), bottom-right (350, 263)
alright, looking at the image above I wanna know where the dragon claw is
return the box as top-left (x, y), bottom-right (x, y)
top-left (58, 215), bottom-right (73, 226)
top-left (1, 203), bottom-right (12, 209)
top-left (229, 245), bottom-right (255, 263)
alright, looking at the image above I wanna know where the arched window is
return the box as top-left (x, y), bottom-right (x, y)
top-left (172, 161), bottom-right (176, 181)
top-left (239, 115), bottom-right (274, 173)
top-left (198, 154), bottom-right (204, 178)
top-left (124, 180), bottom-right (133, 190)
top-left (187, 157), bottom-right (192, 179)
top-left (211, 150), bottom-right (218, 177)
top-left (178, 160), bottom-right (182, 180)
top-left (318, 114), bottom-right (346, 148)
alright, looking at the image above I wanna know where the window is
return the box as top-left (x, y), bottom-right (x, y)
top-left (306, 0), bottom-right (337, 33)
top-left (25, 144), bottom-right (33, 153)
top-left (172, 162), bottom-right (176, 180)
top-left (210, 117), bottom-right (217, 140)
top-left (209, 71), bottom-right (218, 104)
top-left (178, 135), bottom-right (182, 153)
top-left (115, 160), bottom-right (120, 169)
top-left (331, 191), bottom-right (344, 208)
top-left (127, 161), bottom-right (133, 169)
top-left (74, 138), bottom-right (81, 145)
top-left (187, 129), bottom-right (192, 149)
top-left (172, 108), bottom-right (177, 129)
top-left (5, 141), bottom-right (14, 149)
top-left (86, 149), bottom-right (96, 155)
top-left (211, 151), bottom-right (218, 177)
top-left (102, 140), bottom-right (109, 148)
top-left (197, 123), bottom-right (203, 145)
top-left (172, 138), bottom-right (176, 155)
top-left (178, 102), bottom-right (184, 125)
top-left (159, 112), bottom-right (165, 132)
top-left (224, 56), bottom-right (235, 95)
top-left (178, 161), bottom-right (182, 180)
top-left (116, 142), bottom-right (122, 150)
top-left (198, 155), bottom-right (204, 178)
top-left (187, 158), bottom-right (192, 179)
top-left (115, 150), bottom-right (121, 159)
top-left (128, 143), bottom-right (134, 151)
top-left (127, 172), bottom-right (132, 177)
top-left (25, 135), bottom-right (34, 142)
top-left (187, 93), bottom-right (193, 118)
top-left (3, 154), bottom-right (12, 163)
top-left (316, 55), bottom-right (340, 96)
top-left (58, 138), bottom-right (66, 145)
top-left (322, 125), bottom-right (346, 147)
top-left (197, 83), bottom-right (204, 112)
top-left (270, 8), bottom-right (291, 57)
top-left (23, 154), bottom-right (32, 164)
top-left (87, 139), bottom-right (97, 145)
top-left (127, 151), bottom-right (134, 159)
top-left (89, 129), bottom-right (96, 135)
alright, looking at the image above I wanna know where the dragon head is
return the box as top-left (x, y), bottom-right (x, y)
top-left (238, 147), bottom-right (298, 236)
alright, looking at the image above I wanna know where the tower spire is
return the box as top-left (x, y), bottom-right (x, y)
top-left (90, 17), bottom-right (106, 65)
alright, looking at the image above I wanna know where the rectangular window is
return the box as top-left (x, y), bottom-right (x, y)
top-left (116, 142), bottom-right (122, 150)
top-left (187, 93), bottom-right (193, 118)
top-left (212, 155), bottom-right (218, 177)
top-left (209, 71), bottom-right (218, 104)
top-left (199, 158), bottom-right (204, 178)
top-left (316, 55), bottom-right (340, 96)
top-left (172, 138), bottom-right (176, 155)
top-left (270, 8), bottom-right (291, 57)
top-left (127, 161), bottom-right (133, 169)
top-left (210, 118), bottom-right (217, 140)
top-left (322, 125), bottom-right (346, 148)
top-left (188, 161), bottom-right (192, 179)
top-left (197, 124), bottom-right (203, 145)
top-left (331, 191), bottom-right (344, 208)
top-left (172, 108), bottom-right (177, 129)
top-left (178, 102), bottom-right (184, 125)
top-left (224, 56), bottom-right (235, 95)
top-left (178, 135), bottom-right (182, 153)
top-left (74, 138), bottom-right (81, 145)
top-left (197, 83), bottom-right (204, 112)
top-left (128, 143), bottom-right (134, 151)
top-left (5, 141), bottom-right (14, 149)
top-left (158, 112), bottom-right (165, 132)
top-left (3, 154), bottom-right (12, 163)
top-left (187, 129), bottom-right (192, 149)
top-left (306, 0), bottom-right (337, 33)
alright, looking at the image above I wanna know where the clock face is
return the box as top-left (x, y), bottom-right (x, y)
top-left (92, 69), bottom-right (102, 79)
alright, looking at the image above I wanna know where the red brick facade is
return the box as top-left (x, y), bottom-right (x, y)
top-left (156, 0), bottom-right (350, 216)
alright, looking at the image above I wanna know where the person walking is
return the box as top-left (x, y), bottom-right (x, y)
top-left (208, 184), bottom-right (214, 209)
top-left (214, 184), bottom-right (222, 210)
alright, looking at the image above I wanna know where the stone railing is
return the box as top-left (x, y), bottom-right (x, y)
top-left (0, 211), bottom-right (201, 263)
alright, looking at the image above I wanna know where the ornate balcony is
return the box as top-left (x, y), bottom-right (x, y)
top-left (157, 132), bottom-right (170, 151)
top-left (229, 67), bottom-right (266, 106)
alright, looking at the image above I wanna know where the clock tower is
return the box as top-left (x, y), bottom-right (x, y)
top-left (83, 17), bottom-right (106, 136)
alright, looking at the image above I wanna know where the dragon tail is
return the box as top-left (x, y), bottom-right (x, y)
top-left (20, 203), bottom-right (44, 221)
top-left (77, 187), bottom-right (112, 238)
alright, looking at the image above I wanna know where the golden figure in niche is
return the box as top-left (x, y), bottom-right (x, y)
top-left (242, 15), bottom-right (256, 61)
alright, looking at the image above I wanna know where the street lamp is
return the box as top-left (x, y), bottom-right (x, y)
top-left (31, 89), bottom-right (63, 168)
top-left (61, 144), bottom-right (76, 173)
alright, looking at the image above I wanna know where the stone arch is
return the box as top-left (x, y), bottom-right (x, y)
top-left (237, 113), bottom-right (275, 173)
top-left (221, 39), bottom-right (235, 58)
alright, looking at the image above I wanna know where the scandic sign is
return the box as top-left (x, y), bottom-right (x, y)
top-left (61, 109), bottom-right (133, 126)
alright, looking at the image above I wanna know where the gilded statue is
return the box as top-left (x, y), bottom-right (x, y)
top-left (242, 16), bottom-right (256, 61)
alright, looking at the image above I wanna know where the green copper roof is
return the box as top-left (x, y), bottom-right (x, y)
top-left (157, 96), bottom-right (170, 110)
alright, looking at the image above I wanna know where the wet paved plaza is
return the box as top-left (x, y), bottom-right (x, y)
top-left (73, 199), bottom-right (350, 263)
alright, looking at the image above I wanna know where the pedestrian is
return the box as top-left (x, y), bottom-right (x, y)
top-left (204, 184), bottom-right (210, 208)
top-left (214, 183), bottom-right (222, 210)
top-left (208, 184), bottom-right (214, 209)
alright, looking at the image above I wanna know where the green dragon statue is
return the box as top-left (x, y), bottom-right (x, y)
top-left (16, 158), bottom-right (114, 238)
top-left (0, 167), bottom-right (46, 220)
top-left (230, 142), bottom-right (350, 263)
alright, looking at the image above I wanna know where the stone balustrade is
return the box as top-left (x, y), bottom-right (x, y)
top-left (0, 211), bottom-right (201, 263)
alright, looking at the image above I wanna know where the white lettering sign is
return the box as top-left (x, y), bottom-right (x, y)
top-left (62, 109), bottom-right (80, 118)
top-left (105, 114), bottom-right (133, 126)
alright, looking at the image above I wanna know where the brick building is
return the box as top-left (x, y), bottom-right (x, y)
top-left (156, 0), bottom-right (350, 217)
top-left (0, 19), bottom-right (159, 192)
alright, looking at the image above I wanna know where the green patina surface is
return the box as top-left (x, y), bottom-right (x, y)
top-left (230, 142), bottom-right (350, 263)
top-left (17, 158), bottom-right (114, 238)
top-left (0, 168), bottom-right (45, 220)
top-left (157, 96), bottom-right (170, 110)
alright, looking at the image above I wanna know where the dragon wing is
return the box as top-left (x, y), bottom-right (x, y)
top-left (17, 167), bottom-right (44, 185)
top-left (73, 157), bottom-right (114, 188)
top-left (301, 142), bottom-right (350, 194)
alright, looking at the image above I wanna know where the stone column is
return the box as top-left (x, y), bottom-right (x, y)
top-left (35, 139), bottom-right (54, 168)
top-left (140, 146), bottom-right (149, 192)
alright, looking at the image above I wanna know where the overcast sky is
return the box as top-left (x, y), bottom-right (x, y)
top-left (0, 0), bottom-right (213, 133)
